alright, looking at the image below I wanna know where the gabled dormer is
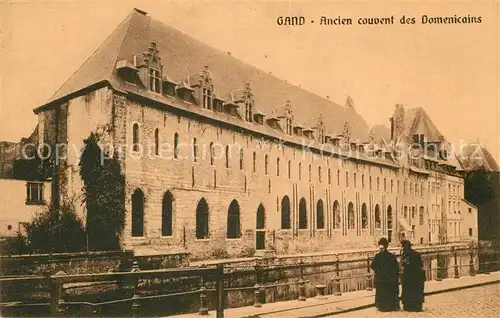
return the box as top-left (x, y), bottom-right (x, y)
top-left (253, 109), bottom-right (265, 125)
top-left (314, 113), bottom-right (326, 143)
top-left (187, 66), bottom-right (214, 110)
top-left (176, 81), bottom-right (194, 102)
top-left (341, 121), bottom-right (351, 151)
top-left (240, 83), bottom-right (254, 123)
top-left (133, 41), bottom-right (163, 93)
top-left (162, 75), bottom-right (178, 97)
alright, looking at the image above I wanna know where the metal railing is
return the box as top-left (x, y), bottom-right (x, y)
top-left (1, 246), bottom-right (499, 317)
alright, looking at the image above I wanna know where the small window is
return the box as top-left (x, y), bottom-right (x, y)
top-left (337, 170), bottom-right (340, 186)
top-left (469, 228), bottom-right (473, 236)
top-left (346, 172), bottom-right (349, 187)
top-left (149, 67), bottom-right (161, 93)
top-left (299, 162), bottom-right (302, 180)
top-left (353, 173), bottom-right (356, 188)
top-left (377, 177), bottom-right (380, 191)
top-left (225, 146), bottom-right (230, 168)
top-left (26, 182), bottom-right (44, 205)
top-left (265, 155), bottom-right (269, 175)
top-left (132, 123), bottom-right (140, 152)
top-left (328, 169), bottom-right (331, 185)
top-left (318, 166), bottom-right (322, 183)
top-left (469, 208), bottom-right (472, 213)
top-left (276, 158), bottom-right (280, 176)
top-left (192, 138), bottom-right (198, 162)
top-left (309, 165), bottom-right (312, 182)
top-left (253, 152), bottom-right (256, 173)
top-left (288, 160), bottom-right (291, 179)
top-left (174, 133), bottom-right (179, 159)
top-left (154, 128), bottom-right (159, 155)
top-left (245, 100), bottom-right (253, 122)
top-left (210, 142), bottom-right (215, 165)
top-left (202, 88), bottom-right (213, 109)
top-left (239, 149), bottom-right (244, 170)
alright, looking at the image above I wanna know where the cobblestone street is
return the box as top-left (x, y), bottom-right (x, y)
top-left (336, 284), bottom-right (500, 318)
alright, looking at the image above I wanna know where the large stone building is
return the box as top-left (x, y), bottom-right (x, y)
top-left (32, 9), bottom-right (477, 258)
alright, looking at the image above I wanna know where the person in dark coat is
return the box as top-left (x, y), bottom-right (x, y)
top-left (400, 240), bottom-right (425, 312)
top-left (371, 237), bottom-right (400, 312)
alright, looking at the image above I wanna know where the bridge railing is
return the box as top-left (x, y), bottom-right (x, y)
top-left (1, 246), bottom-right (499, 317)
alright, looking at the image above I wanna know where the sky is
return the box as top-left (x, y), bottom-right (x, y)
top-left (1, 0), bottom-right (499, 162)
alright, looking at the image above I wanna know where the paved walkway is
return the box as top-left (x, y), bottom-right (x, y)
top-left (171, 272), bottom-right (500, 318)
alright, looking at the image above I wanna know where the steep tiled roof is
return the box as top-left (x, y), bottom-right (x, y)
top-left (404, 107), bottom-right (442, 142)
top-left (37, 9), bottom-right (370, 140)
top-left (457, 144), bottom-right (500, 172)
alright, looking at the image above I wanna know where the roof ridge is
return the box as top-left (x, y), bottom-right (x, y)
top-left (48, 11), bottom-right (135, 101)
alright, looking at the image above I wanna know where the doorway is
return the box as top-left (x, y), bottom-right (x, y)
top-left (256, 204), bottom-right (266, 250)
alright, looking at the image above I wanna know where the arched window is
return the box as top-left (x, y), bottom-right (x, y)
top-left (348, 202), bottom-right (355, 229)
top-left (196, 198), bottom-right (209, 239)
top-left (288, 160), bottom-right (291, 179)
top-left (225, 146), bottom-right (230, 168)
top-left (299, 198), bottom-right (307, 229)
top-left (419, 206), bottom-right (425, 225)
top-left (333, 200), bottom-right (341, 229)
top-left (375, 204), bottom-right (381, 228)
top-left (131, 189), bottom-right (144, 237)
top-left (174, 133), bottom-right (179, 159)
top-left (162, 191), bottom-right (173, 236)
top-left (209, 142), bottom-right (215, 165)
top-left (318, 166), bottom-right (322, 183)
top-left (253, 152), bottom-right (256, 173)
top-left (265, 155), bottom-right (268, 175)
top-left (387, 205), bottom-right (393, 229)
top-left (281, 196), bottom-right (291, 229)
top-left (298, 162), bottom-right (302, 180)
top-left (276, 158), bottom-right (280, 176)
top-left (257, 204), bottom-right (265, 229)
top-left (192, 138), bottom-right (198, 162)
top-left (227, 200), bottom-right (241, 238)
top-left (328, 169), bottom-right (331, 185)
top-left (132, 123), bottom-right (140, 152)
top-left (361, 203), bottom-right (368, 229)
top-left (316, 199), bottom-right (325, 229)
top-left (239, 149), bottom-right (244, 170)
top-left (154, 128), bottom-right (159, 155)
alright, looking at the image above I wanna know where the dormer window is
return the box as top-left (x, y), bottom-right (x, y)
top-left (318, 129), bottom-right (325, 143)
top-left (149, 68), bottom-right (161, 93)
top-left (245, 100), bottom-right (253, 122)
top-left (286, 118), bottom-right (292, 135)
top-left (203, 88), bottom-right (212, 109)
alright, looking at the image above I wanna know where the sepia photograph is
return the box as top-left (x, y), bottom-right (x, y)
top-left (0, 0), bottom-right (499, 317)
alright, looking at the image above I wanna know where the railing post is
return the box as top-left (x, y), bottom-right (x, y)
top-left (198, 264), bottom-right (209, 315)
top-left (253, 284), bottom-right (262, 307)
top-left (435, 253), bottom-right (442, 281)
top-left (469, 246), bottom-right (476, 276)
top-left (215, 263), bottom-right (224, 318)
top-left (254, 259), bottom-right (263, 306)
top-left (334, 254), bottom-right (342, 296)
top-left (298, 260), bottom-right (306, 301)
top-left (365, 253), bottom-right (372, 291)
top-left (50, 271), bottom-right (66, 317)
top-left (130, 261), bottom-right (140, 317)
top-left (453, 246), bottom-right (459, 279)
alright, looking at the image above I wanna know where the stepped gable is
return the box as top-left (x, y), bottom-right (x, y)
top-left (36, 9), bottom-right (370, 140)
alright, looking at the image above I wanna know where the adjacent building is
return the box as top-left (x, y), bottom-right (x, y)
top-left (30, 9), bottom-right (477, 258)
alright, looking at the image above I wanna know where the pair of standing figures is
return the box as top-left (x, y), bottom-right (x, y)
top-left (371, 238), bottom-right (426, 312)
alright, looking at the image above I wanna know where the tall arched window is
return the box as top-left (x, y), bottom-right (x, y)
top-left (333, 200), bottom-right (341, 229)
top-left (419, 206), bottom-right (425, 225)
top-left (227, 200), bottom-right (241, 238)
top-left (288, 160), bottom-right (291, 179)
top-left (348, 202), bottom-right (355, 229)
top-left (361, 203), bottom-right (368, 229)
top-left (276, 158), bottom-right (280, 176)
top-left (132, 123), bottom-right (140, 152)
top-left (174, 133), bottom-right (179, 159)
top-left (387, 205), bottom-right (393, 229)
top-left (192, 138), bottom-right (198, 162)
top-left (154, 128), bottom-right (159, 155)
top-left (256, 204), bottom-right (265, 229)
top-left (196, 198), bottom-right (209, 239)
top-left (281, 196), bottom-right (291, 229)
top-left (209, 142), bottom-right (215, 165)
top-left (162, 191), bottom-right (173, 236)
top-left (225, 146), bottom-right (230, 168)
top-left (299, 198), bottom-right (307, 229)
top-left (265, 155), bottom-right (268, 175)
top-left (131, 189), bottom-right (144, 237)
top-left (239, 149), bottom-right (244, 170)
top-left (316, 199), bottom-right (325, 229)
top-left (375, 204), bottom-right (381, 228)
